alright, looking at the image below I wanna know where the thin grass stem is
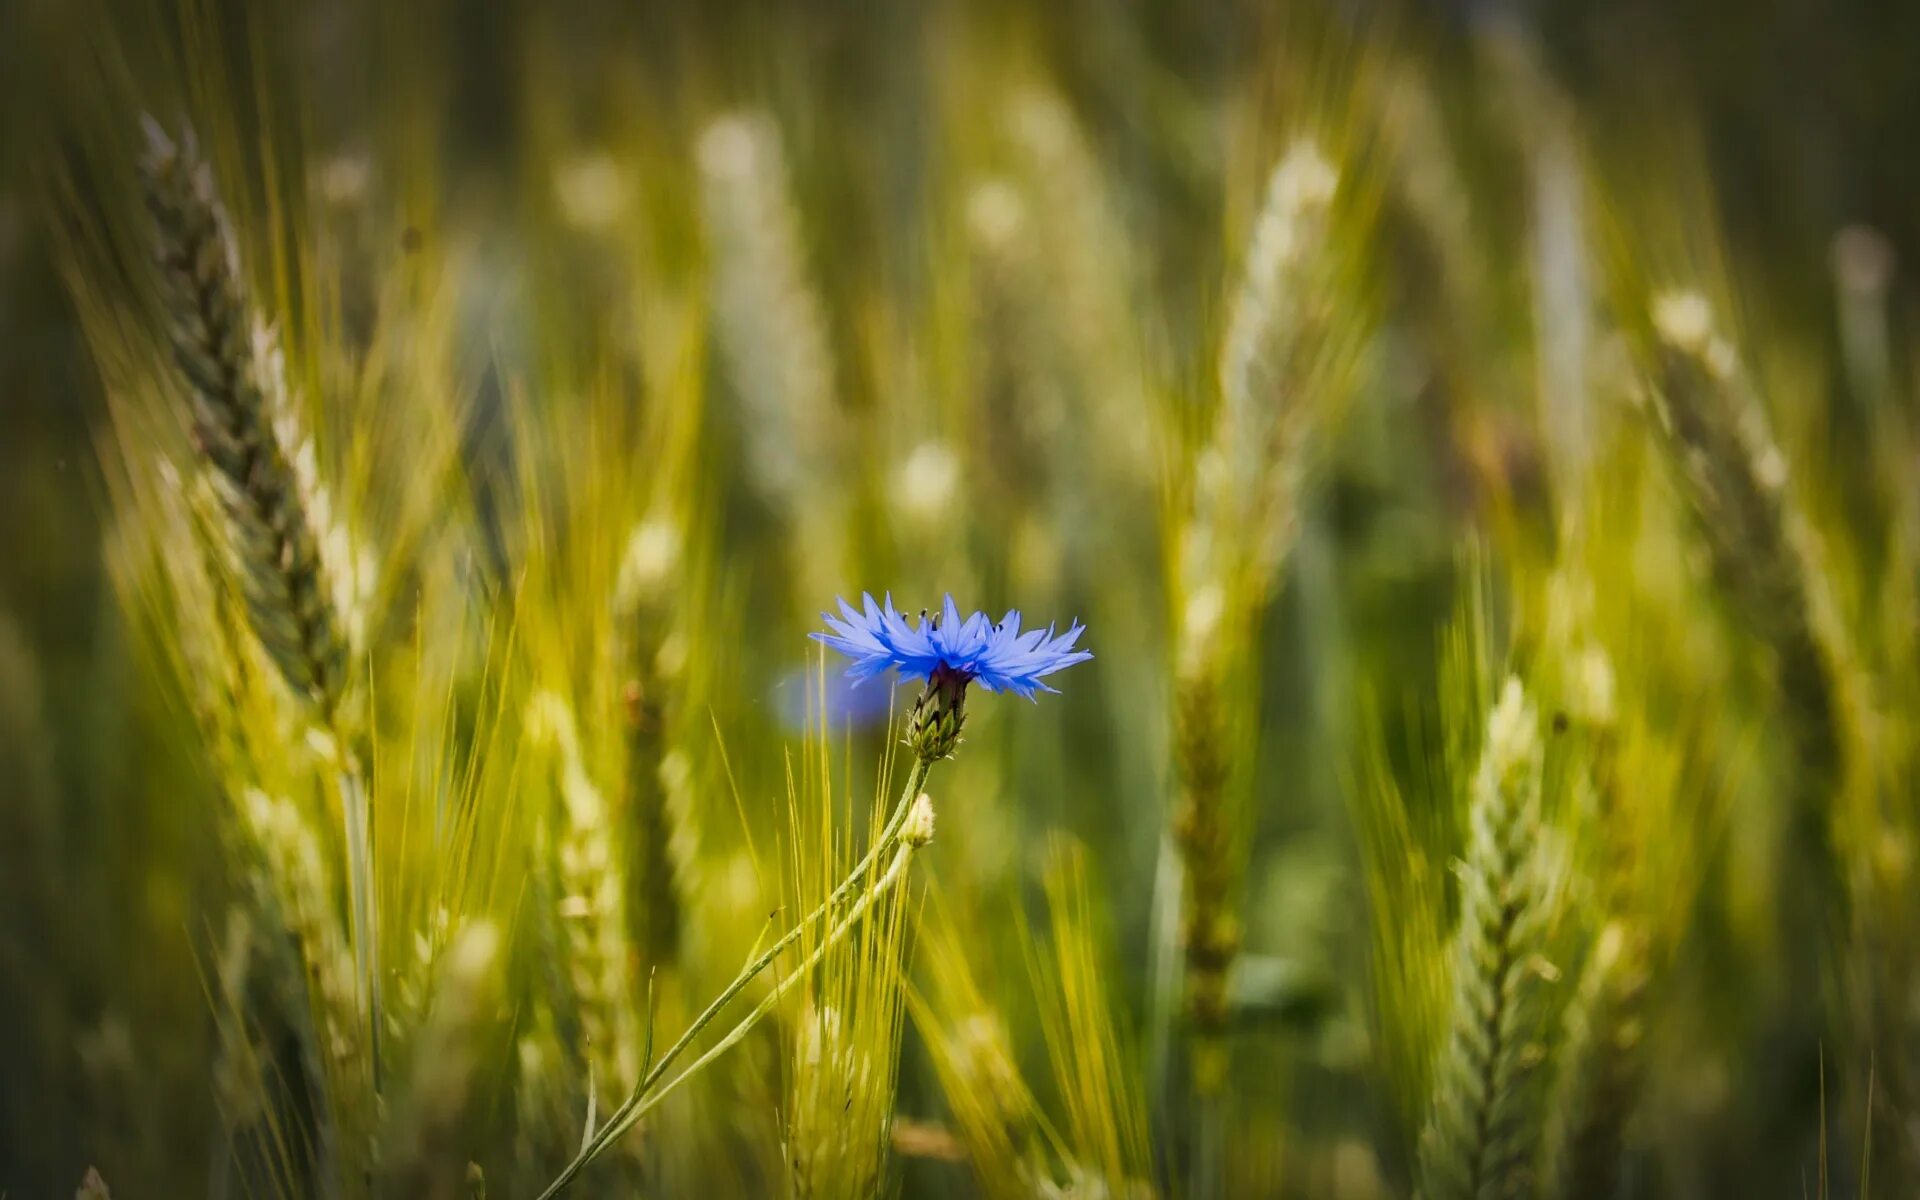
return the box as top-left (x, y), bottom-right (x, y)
top-left (534, 753), bottom-right (935, 1198)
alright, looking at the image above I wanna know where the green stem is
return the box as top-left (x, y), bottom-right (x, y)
top-left (535, 750), bottom-right (935, 1199)
top-left (1191, 1087), bottom-right (1225, 1200)
top-left (578, 839), bottom-right (922, 1161)
top-left (335, 737), bottom-right (383, 1097)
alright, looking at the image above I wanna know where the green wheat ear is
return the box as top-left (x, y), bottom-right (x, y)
top-left (1417, 677), bottom-right (1556, 1200)
top-left (138, 117), bottom-right (353, 723)
top-left (242, 787), bottom-right (375, 1181)
top-left (1644, 291), bottom-right (1850, 795)
top-left (383, 922), bottom-right (503, 1198)
top-left (1643, 289), bottom-right (1862, 1062)
top-left (1544, 920), bottom-right (1651, 1200)
top-left (527, 691), bottom-right (640, 1113)
top-left (140, 114), bottom-right (384, 1111)
top-left (1173, 137), bottom-right (1360, 1092)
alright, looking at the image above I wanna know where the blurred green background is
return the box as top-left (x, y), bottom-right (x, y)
top-left (3, 0), bottom-right (1918, 1196)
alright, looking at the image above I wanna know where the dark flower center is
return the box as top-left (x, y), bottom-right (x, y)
top-left (929, 662), bottom-right (974, 696)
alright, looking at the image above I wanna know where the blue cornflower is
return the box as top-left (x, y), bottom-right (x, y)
top-left (813, 593), bottom-right (1093, 699)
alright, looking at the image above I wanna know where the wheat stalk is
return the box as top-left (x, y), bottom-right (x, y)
top-left (140, 118), bottom-right (384, 1111)
top-left (1642, 292), bottom-right (1887, 1151)
top-left (1174, 140), bottom-right (1355, 1099)
top-left (244, 787), bottom-right (375, 1191)
top-left (1025, 840), bottom-right (1157, 1194)
top-left (1170, 598), bottom-right (1238, 1078)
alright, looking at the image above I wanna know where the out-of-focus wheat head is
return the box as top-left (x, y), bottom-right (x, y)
top-left (1848, 399), bottom-right (1920, 1188)
top-left (1352, 559), bottom-right (1502, 1149)
top-left (616, 509), bottom-right (702, 975)
top-left (613, 310), bottom-right (709, 980)
top-left (498, 259), bottom-right (719, 1173)
top-left (1415, 677), bottom-right (1557, 1200)
top-left (63, 116), bottom-right (375, 1192)
top-left (1543, 919), bottom-right (1647, 1200)
top-left (913, 844), bottom-right (1156, 1198)
top-left (697, 110), bottom-right (849, 609)
top-left (1172, 134), bottom-right (1370, 1091)
top-left (52, 29), bottom-right (526, 1179)
top-left (383, 921), bottom-right (503, 1199)
top-left (136, 117), bottom-right (397, 1178)
top-left (964, 85), bottom-right (1161, 544)
top-left (526, 691), bottom-right (641, 1118)
top-left (1525, 443), bottom-right (1744, 1197)
top-left (1739, 260), bottom-right (1920, 1184)
top-left (245, 785), bottom-right (376, 1185)
top-left (1210, 141), bottom-right (1349, 586)
top-left (780, 738), bottom-right (915, 1198)
top-left (912, 898), bottom-right (1048, 1198)
top-left (1643, 291), bottom-right (1856, 797)
top-left (1637, 288), bottom-right (1899, 1160)
top-left (1027, 841), bottom-right (1157, 1195)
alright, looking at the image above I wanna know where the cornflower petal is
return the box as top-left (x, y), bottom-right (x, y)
top-left (813, 594), bottom-right (1093, 699)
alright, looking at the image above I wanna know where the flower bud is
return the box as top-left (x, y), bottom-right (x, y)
top-left (906, 664), bottom-right (970, 762)
top-left (901, 793), bottom-right (937, 848)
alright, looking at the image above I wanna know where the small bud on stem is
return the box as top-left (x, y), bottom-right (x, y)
top-left (901, 793), bottom-right (937, 848)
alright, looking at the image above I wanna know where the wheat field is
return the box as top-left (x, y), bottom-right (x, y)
top-left (3, 0), bottom-right (1919, 1196)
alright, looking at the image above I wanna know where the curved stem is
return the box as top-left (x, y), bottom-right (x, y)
top-left (575, 839), bottom-right (922, 1162)
top-left (535, 750), bottom-right (935, 1199)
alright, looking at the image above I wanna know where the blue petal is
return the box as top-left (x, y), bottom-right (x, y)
top-left (813, 593), bottom-right (1092, 696)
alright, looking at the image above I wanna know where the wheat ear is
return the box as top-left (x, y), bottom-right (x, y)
top-left (140, 117), bottom-right (382, 1102)
top-left (1544, 920), bottom-right (1651, 1200)
top-left (383, 923), bottom-right (503, 1198)
top-left (1645, 292), bottom-right (1850, 793)
top-left (139, 119), bottom-right (349, 719)
top-left (1644, 290), bottom-right (1855, 1012)
top-left (1174, 140), bottom-right (1350, 1097)
top-left (1416, 678), bottom-right (1554, 1200)
top-left (244, 788), bottom-right (375, 1189)
top-left (616, 518), bottom-right (695, 972)
top-left (529, 692), bottom-right (640, 1111)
